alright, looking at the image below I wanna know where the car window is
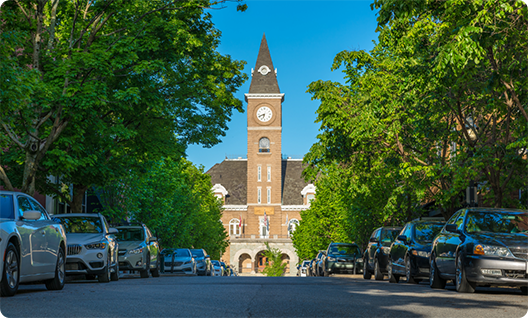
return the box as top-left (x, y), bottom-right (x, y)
top-left (56, 216), bottom-right (104, 233)
top-left (375, 229), bottom-right (381, 241)
top-left (330, 245), bottom-right (360, 256)
top-left (116, 228), bottom-right (145, 241)
top-left (0, 194), bottom-right (15, 220)
top-left (192, 249), bottom-right (205, 258)
top-left (381, 229), bottom-right (400, 245)
top-left (370, 229), bottom-right (379, 240)
top-left (402, 224), bottom-right (412, 241)
top-left (17, 196), bottom-right (45, 221)
top-left (414, 223), bottom-right (444, 244)
top-left (447, 211), bottom-right (460, 225)
top-left (28, 197), bottom-right (49, 220)
top-left (465, 211), bottom-right (528, 234)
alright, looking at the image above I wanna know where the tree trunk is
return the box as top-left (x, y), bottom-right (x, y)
top-left (71, 184), bottom-right (89, 213)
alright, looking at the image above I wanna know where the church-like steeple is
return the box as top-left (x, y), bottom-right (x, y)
top-left (249, 34), bottom-right (280, 94)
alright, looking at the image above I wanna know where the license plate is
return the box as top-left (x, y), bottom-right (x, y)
top-left (66, 263), bottom-right (78, 270)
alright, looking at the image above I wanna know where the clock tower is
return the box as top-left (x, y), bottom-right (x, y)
top-left (245, 34), bottom-right (284, 231)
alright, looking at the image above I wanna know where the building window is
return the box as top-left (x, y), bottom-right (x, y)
top-left (257, 188), bottom-right (261, 204)
top-left (267, 188), bottom-right (271, 204)
top-left (288, 219), bottom-right (299, 236)
top-left (260, 216), bottom-right (269, 238)
top-left (259, 137), bottom-right (270, 153)
top-left (229, 218), bottom-right (241, 236)
top-left (258, 166), bottom-right (261, 182)
top-left (306, 194), bottom-right (315, 205)
top-left (267, 166), bottom-right (271, 182)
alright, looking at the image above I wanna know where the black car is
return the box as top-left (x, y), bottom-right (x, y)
top-left (430, 208), bottom-right (528, 293)
top-left (388, 219), bottom-right (445, 284)
top-left (191, 249), bottom-right (212, 276)
top-left (363, 226), bottom-right (402, 280)
top-left (322, 242), bottom-right (363, 276)
top-left (313, 251), bottom-right (326, 277)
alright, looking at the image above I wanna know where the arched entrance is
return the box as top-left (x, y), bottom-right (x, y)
top-left (255, 251), bottom-right (269, 273)
top-left (238, 253), bottom-right (252, 274)
top-left (281, 254), bottom-right (290, 274)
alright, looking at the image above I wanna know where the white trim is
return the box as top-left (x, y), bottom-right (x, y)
top-left (222, 205), bottom-right (248, 211)
top-left (245, 93), bottom-right (285, 102)
top-left (247, 203), bottom-right (282, 206)
top-left (225, 158), bottom-right (247, 161)
top-left (282, 158), bottom-right (302, 161)
top-left (248, 127), bottom-right (282, 131)
top-left (301, 184), bottom-right (316, 196)
top-left (281, 205), bottom-right (310, 211)
top-left (212, 184), bottom-right (228, 197)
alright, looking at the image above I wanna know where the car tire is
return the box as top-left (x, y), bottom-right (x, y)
top-left (111, 261), bottom-right (119, 282)
top-left (405, 257), bottom-right (418, 284)
top-left (429, 254), bottom-right (446, 289)
top-left (140, 256), bottom-right (150, 278)
top-left (98, 254), bottom-right (111, 283)
top-left (45, 246), bottom-right (66, 290)
top-left (388, 262), bottom-right (400, 283)
top-left (363, 257), bottom-right (372, 280)
top-left (323, 269), bottom-right (330, 277)
top-left (520, 286), bottom-right (527, 294)
top-left (374, 259), bottom-right (384, 281)
top-left (1, 242), bottom-right (20, 297)
top-left (455, 253), bottom-right (475, 293)
top-left (151, 256), bottom-right (161, 277)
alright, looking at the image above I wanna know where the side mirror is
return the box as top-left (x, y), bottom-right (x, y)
top-left (205, 255), bottom-right (210, 259)
top-left (369, 237), bottom-right (378, 243)
top-left (108, 227), bottom-right (118, 234)
top-left (22, 210), bottom-right (41, 220)
top-left (397, 235), bottom-right (407, 242)
top-left (445, 224), bottom-right (458, 233)
top-left (150, 236), bottom-right (158, 242)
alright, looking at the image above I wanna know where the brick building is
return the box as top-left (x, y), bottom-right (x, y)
top-left (207, 35), bottom-right (315, 275)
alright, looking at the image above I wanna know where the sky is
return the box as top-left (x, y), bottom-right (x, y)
top-left (186, 0), bottom-right (380, 171)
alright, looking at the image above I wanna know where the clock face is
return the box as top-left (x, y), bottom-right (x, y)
top-left (256, 106), bottom-right (273, 122)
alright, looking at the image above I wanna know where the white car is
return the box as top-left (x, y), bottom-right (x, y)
top-left (300, 260), bottom-right (311, 277)
top-left (53, 213), bottom-right (119, 283)
top-left (161, 248), bottom-right (196, 275)
top-left (211, 260), bottom-right (224, 276)
top-left (0, 191), bottom-right (67, 296)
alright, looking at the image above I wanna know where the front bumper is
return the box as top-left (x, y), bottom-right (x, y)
top-left (464, 255), bottom-right (528, 287)
top-left (163, 259), bottom-right (194, 274)
top-left (327, 260), bottom-right (363, 274)
top-left (118, 253), bottom-right (146, 270)
top-left (65, 245), bottom-right (110, 275)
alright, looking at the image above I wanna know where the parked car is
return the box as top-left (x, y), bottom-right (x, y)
top-left (54, 213), bottom-right (119, 283)
top-left (220, 261), bottom-right (228, 276)
top-left (322, 242), bottom-right (363, 276)
top-left (114, 223), bottom-right (161, 278)
top-left (211, 260), bottom-right (223, 276)
top-left (0, 191), bottom-right (67, 296)
top-left (307, 258), bottom-right (316, 276)
top-left (161, 248), bottom-right (196, 275)
top-left (388, 218), bottom-right (445, 284)
top-left (430, 208), bottom-right (528, 293)
top-left (312, 251), bottom-right (326, 277)
top-left (299, 260), bottom-right (310, 277)
top-left (363, 226), bottom-right (402, 280)
top-left (191, 249), bottom-right (212, 276)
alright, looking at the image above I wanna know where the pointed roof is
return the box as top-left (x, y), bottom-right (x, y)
top-left (249, 34), bottom-right (280, 94)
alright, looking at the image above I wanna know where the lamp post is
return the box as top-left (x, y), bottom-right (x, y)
top-left (466, 124), bottom-right (478, 208)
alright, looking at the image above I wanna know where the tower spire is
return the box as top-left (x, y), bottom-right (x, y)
top-left (249, 34), bottom-right (280, 94)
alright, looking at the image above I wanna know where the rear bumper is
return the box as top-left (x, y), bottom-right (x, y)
top-left (464, 255), bottom-right (528, 287)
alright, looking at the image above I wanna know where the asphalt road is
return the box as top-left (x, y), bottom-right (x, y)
top-left (1, 274), bottom-right (527, 317)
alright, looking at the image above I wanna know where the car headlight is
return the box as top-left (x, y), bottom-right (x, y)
top-left (327, 257), bottom-right (336, 262)
top-left (412, 250), bottom-right (430, 258)
top-left (85, 242), bottom-right (107, 250)
top-left (128, 247), bottom-right (143, 255)
top-left (473, 244), bottom-right (514, 258)
top-left (381, 247), bottom-right (391, 254)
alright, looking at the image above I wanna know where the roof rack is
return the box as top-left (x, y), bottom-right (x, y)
top-left (412, 217), bottom-right (445, 222)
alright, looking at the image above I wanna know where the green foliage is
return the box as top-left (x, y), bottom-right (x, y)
top-left (261, 242), bottom-right (288, 277)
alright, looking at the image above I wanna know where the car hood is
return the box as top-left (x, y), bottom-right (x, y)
top-left (66, 233), bottom-right (105, 245)
top-left (471, 232), bottom-right (528, 248)
top-left (117, 241), bottom-right (144, 250)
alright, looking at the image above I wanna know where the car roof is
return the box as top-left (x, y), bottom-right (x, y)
top-left (465, 207), bottom-right (528, 213)
top-left (330, 242), bottom-right (359, 246)
top-left (54, 213), bottom-right (101, 218)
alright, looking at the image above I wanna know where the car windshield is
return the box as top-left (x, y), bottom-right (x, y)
top-left (381, 229), bottom-right (400, 246)
top-left (211, 260), bottom-right (220, 266)
top-left (56, 216), bottom-right (103, 233)
top-left (302, 261), bottom-right (310, 266)
top-left (115, 228), bottom-right (144, 241)
top-left (329, 245), bottom-right (360, 256)
top-left (162, 249), bottom-right (191, 257)
top-left (465, 211), bottom-right (528, 234)
top-left (192, 249), bottom-right (204, 258)
top-left (414, 223), bottom-right (444, 244)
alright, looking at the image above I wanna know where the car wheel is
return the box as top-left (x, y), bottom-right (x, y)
top-left (98, 254), bottom-right (111, 283)
top-left (363, 257), bottom-right (372, 280)
top-left (405, 257), bottom-right (418, 284)
top-left (323, 269), bottom-right (330, 277)
top-left (429, 254), bottom-right (446, 289)
top-left (388, 262), bottom-right (400, 283)
top-left (140, 255), bottom-right (150, 278)
top-left (1, 243), bottom-right (20, 297)
top-left (374, 259), bottom-right (384, 281)
top-left (455, 253), bottom-right (475, 293)
top-left (111, 261), bottom-right (119, 281)
top-left (45, 246), bottom-right (66, 290)
top-left (151, 255), bottom-right (161, 277)
top-left (520, 286), bottom-right (527, 294)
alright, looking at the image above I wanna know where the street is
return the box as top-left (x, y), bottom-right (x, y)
top-left (1, 275), bottom-right (526, 317)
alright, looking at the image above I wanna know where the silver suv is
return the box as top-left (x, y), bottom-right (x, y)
top-left (114, 223), bottom-right (161, 278)
top-left (54, 213), bottom-right (119, 283)
top-left (0, 191), bottom-right (67, 296)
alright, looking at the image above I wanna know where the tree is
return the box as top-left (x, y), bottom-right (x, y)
top-left (261, 242), bottom-right (287, 277)
top-left (0, 0), bottom-right (248, 201)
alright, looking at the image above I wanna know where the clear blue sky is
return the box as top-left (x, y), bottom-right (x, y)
top-left (186, 0), bottom-right (380, 171)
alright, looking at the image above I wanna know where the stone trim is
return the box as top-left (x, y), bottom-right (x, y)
top-left (223, 205), bottom-right (248, 211)
top-left (244, 93), bottom-right (285, 102)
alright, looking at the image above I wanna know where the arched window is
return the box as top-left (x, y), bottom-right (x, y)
top-left (288, 219), bottom-right (299, 236)
top-left (259, 137), bottom-right (270, 153)
top-left (229, 218), bottom-right (241, 236)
